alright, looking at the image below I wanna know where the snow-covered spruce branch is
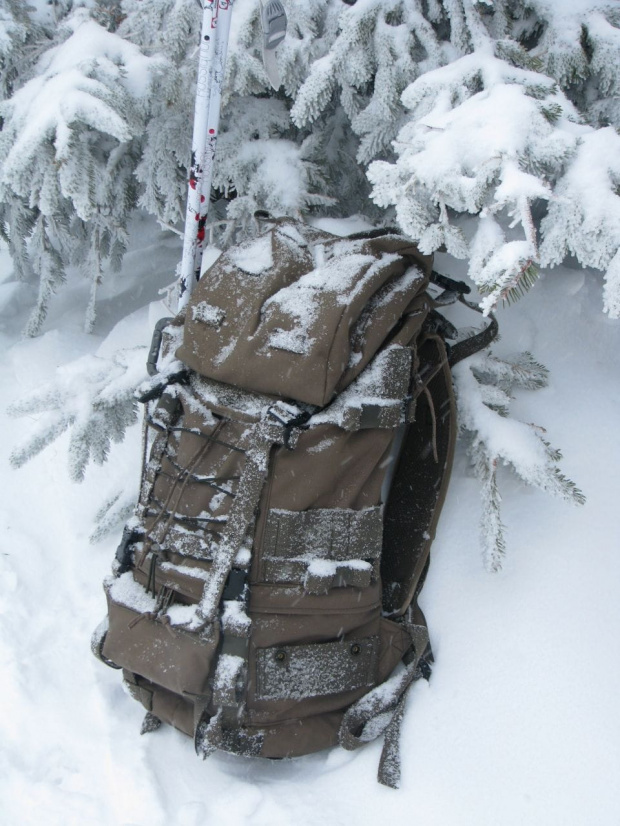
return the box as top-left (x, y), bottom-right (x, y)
top-left (9, 346), bottom-right (150, 482)
top-left (366, 2), bottom-right (620, 317)
top-left (0, 0), bottom-right (43, 100)
top-left (89, 487), bottom-right (137, 544)
top-left (291, 0), bottom-right (444, 164)
top-left (453, 349), bottom-right (584, 572)
top-left (0, 10), bottom-right (164, 335)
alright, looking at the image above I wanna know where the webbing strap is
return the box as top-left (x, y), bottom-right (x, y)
top-left (264, 506), bottom-right (383, 560)
top-left (448, 297), bottom-right (498, 367)
top-left (195, 402), bottom-right (302, 626)
top-left (339, 622), bottom-right (430, 789)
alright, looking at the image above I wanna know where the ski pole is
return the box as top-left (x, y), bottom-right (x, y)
top-left (178, 0), bottom-right (234, 311)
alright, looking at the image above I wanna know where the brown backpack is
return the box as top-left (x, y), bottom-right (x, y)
top-left (92, 219), bottom-right (496, 788)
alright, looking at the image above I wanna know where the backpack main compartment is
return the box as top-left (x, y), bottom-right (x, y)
top-left (93, 221), bottom-right (458, 785)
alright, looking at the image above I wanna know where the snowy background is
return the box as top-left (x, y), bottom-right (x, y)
top-left (2, 0), bottom-right (620, 822)
top-left (1, 217), bottom-right (619, 825)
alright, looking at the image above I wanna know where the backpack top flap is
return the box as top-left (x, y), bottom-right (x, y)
top-left (176, 221), bottom-right (432, 406)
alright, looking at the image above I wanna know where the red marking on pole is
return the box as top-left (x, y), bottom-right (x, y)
top-left (209, 129), bottom-right (215, 134)
top-left (201, 195), bottom-right (206, 203)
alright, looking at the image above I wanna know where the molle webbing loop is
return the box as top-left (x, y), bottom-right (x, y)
top-left (261, 506), bottom-right (383, 593)
top-left (264, 506), bottom-right (383, 559)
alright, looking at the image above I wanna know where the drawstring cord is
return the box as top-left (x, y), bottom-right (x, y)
top-left (136, 421), bottom-right (225, 569)
top-left (421, 384), bottom-right (438, 463)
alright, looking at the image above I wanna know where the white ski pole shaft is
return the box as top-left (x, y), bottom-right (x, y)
top-left (178, 0), bottom-right (233, 311)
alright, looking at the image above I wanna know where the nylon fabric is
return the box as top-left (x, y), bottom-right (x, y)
top-left (93, 220), bottom-right (496, 789)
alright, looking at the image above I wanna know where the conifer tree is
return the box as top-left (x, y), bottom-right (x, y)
top-left (7, 0), bottom-right (614, 564)
top-left (0, 5), bottom-right (162, 333)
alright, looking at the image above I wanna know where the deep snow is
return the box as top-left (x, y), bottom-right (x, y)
top-left (1, 217), bottom-right (619, 825)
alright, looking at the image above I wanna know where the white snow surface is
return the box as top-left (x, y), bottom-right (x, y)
top-left (1, 223), bottom-right (620, 824)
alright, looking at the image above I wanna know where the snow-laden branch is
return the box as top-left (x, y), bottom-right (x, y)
top-left (9, 346), bottom-right (149, 482)
top-left (369, 42), bottom-right (620, 316)
top-left (453, 349), bottom-right (584, 571)
top-left (0, 11), bottom-right (165, 335)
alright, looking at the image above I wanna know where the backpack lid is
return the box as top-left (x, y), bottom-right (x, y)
top-left (176, 220), bottom-right (432, 407)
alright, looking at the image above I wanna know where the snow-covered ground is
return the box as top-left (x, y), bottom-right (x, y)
top-left (1, 219), bottom-right (619, 825)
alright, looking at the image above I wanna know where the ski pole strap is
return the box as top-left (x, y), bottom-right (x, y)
top-left (448, 296), bottom-right (498, 367)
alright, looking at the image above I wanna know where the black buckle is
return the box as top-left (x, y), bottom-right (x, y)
top-left (267, 401), bottom-right (312, 448)
top-left (115, 525), bottom-right (144, 574)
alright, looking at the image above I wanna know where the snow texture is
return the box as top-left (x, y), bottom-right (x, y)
top-left (1, 221), bottom-right (620, 823)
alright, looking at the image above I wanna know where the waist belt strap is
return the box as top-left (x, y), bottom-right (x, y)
top-left (339, 621), bottom-right (431, 789)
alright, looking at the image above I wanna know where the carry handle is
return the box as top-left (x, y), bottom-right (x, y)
top-left (146, 317), bottom-right (175, 376)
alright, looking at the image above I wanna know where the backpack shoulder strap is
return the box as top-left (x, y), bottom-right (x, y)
top-left (380, 334), bottom-right (457, 616)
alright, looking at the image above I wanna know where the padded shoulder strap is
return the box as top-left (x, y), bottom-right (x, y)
top-left (380, 335), bottom-right (457, 616)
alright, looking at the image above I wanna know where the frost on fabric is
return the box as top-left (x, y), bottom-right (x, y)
top-left (307, 559), bottom-right (371, 575)
top-left (221, 601), bottom-right (251, 635)
top-left (277, 223), bottom-right (309, 249)
top-left (303, 558), bottom-right (373, 591)
top-left (213, 654), bottom-right (245, 700)
top-left (348, 265), bottom-right (425, 363)
top-left (196, 416), bottom-right (280, 624)
top-left (256, 637), bottom-right (378, 702)
top-left (313, 344), bottom-right (411, 429)
top-left (191, 373), bottom-right (273, 422)
top-left (165, 603), bottom-right (198, 627)
top-left (307, 437), bottom-right (336, 454)
top-left (263, 242), bottom-right (400, 355)
top-left (152, 526), bottom-right (218, 559)
top-left (168, 384), bottom-right (218, 429)
top-left (234, 546), bottom-right (252, 567)
top-left (191, 302), bottom-right (226, 327)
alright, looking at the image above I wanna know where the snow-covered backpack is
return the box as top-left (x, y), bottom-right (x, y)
top-left (92, 219), bottom-right (496, 787)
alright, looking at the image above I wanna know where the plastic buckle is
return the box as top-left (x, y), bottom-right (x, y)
top-left (115, 525), bottom-right (144, 574)
top-left (267, 401), bottom-right (311, 449)
top-left (267, 400), bottom-right (303, 426)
